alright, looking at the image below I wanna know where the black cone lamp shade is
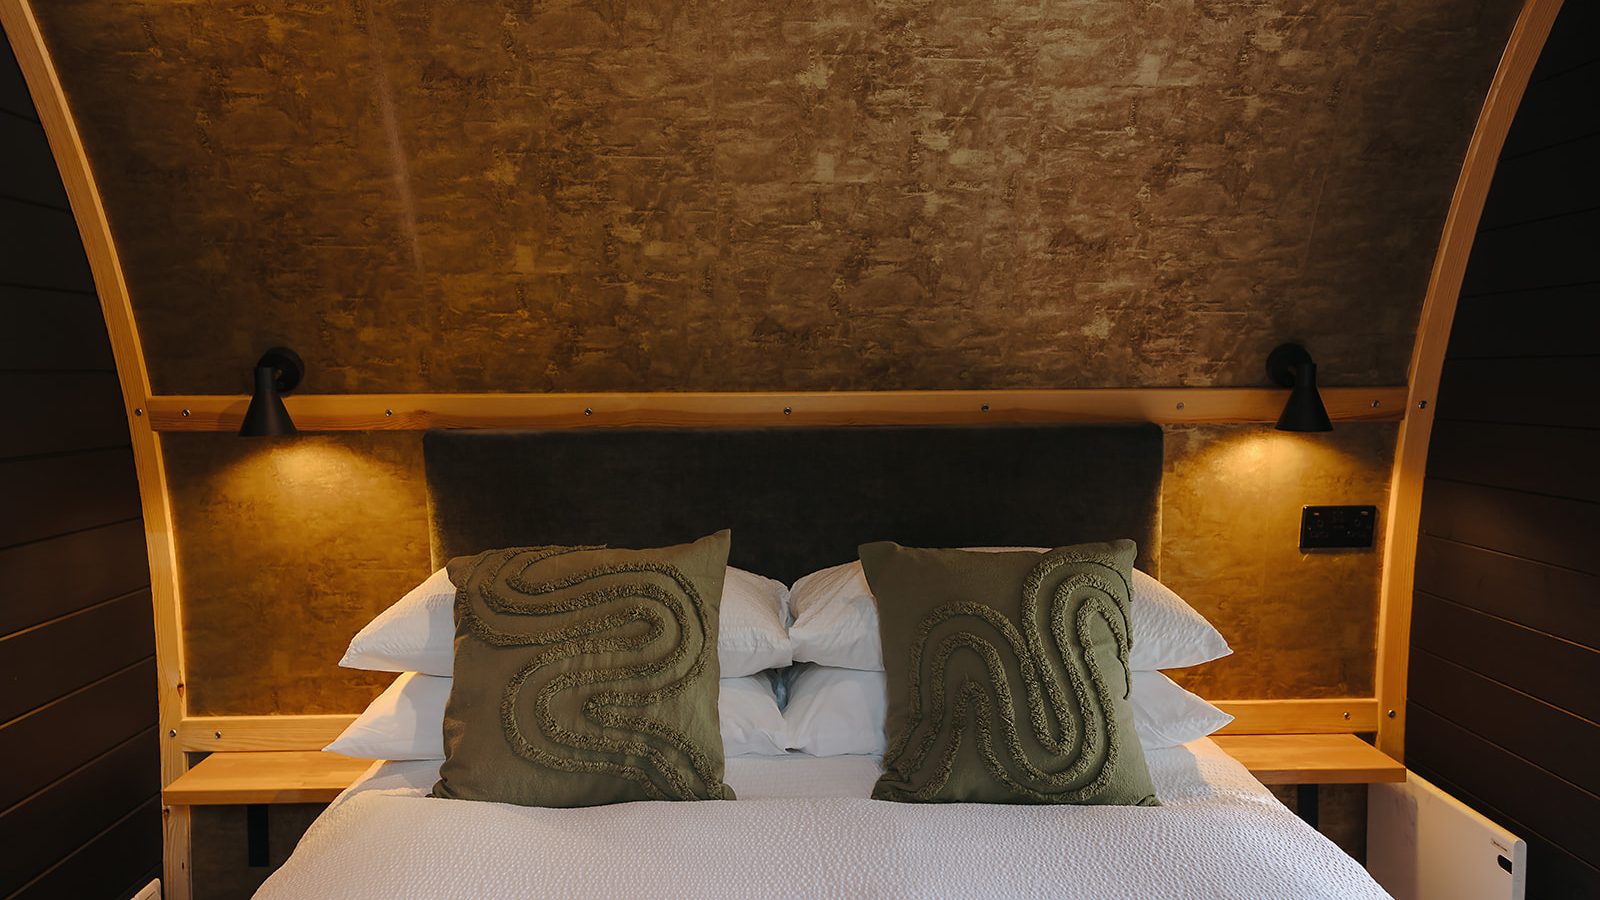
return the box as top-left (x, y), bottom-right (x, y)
top-left (1267, 343), bottom-right (1333, 433)
top-left (239, 347), bottom-right (305, 437)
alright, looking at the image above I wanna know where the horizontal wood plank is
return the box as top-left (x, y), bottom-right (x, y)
top-left (0, 286), bottom-right (114, 371)
top-left (1435, 356), bottom-right (1600, 429)
top-left (141, 386), bottom-right (1409, 432)
top-left (1414, 534), bottom-right (1599, 651)
top-left (0, 589), bottom-right (154, 723)
top-left (1527, 4), bottom-right (1600, 83)
top-left (0, 113), bottom-right (66, 209)
top-left (0, 196), bottom-right (91, 291)
top-left (163, 751), bottom-right (372, 805)
top-left (1212, 698), bottom-right (1379, 735)
top-left (11, 796), bottom-right (162, 900)
top-left (0, 658), bottom-right (156, 811)
top-left (1446, 287), bottom-right (1599, 360)
top-left (3, 370), bottom-right (128, 460)
top-left (0, 38), bottom-right (33, 120)
top-left (1407, 705), bottom-right (1599, 868)
top-left (1419, 477), bottom-right (1600, 575)
top-left (1426, 420), bottom-right (1600, 503)
top-left (1211, 734), bottom-right (1403, 785)
top-left (176, 714), bottom-right (357, 752)
top-left (0, 518), bottom-right (148, 635)
top-left (1409, 649), bottom-right (1600, 796)
top-left (1501, 61), bottom-right (1600, 158)
top-left (1477, 133), bottom-right (1600, 231)
top-left (1410, 591), bottom-right (1600, 724)
top-left (1460, 209), bottom-right (1600, 296)
top-left (0, 726), bottom-right (159, 896)
top-left (0, 448), bottom-right (140, 550)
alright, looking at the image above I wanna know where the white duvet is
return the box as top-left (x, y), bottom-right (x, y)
top-left (258, 740), bottom-right (1389, 899)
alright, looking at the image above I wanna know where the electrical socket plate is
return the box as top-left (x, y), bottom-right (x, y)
top-left (1300, 505), bottom-right (1378, 550)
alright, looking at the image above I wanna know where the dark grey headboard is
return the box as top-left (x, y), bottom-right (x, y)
top-left (423, 425), bottom-right (1163, 583)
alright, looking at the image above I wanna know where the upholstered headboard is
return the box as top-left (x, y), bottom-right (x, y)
top-left (423, 425), bottom-right (1163, 583)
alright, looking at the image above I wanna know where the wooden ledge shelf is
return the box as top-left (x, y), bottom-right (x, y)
top-left (1213, 733), bottom-right (1404, 785)
top-left (163, 751), bottom-right (373, 806)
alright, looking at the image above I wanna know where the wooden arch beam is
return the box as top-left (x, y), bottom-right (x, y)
top-left (1374, 0), bottom-right (1565, 758)
top-left (0, 1), bottom-right (192, 896)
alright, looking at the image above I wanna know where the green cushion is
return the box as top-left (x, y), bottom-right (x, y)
top-left (432, 531), bottom-right (736, 807)
top-left (860, 539), bottom-right (1159, 806)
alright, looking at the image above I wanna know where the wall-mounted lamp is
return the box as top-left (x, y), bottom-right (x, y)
top-left (239, 347), bottom-right (304, 437)
top-left (1267, 343), bottom-right (1332, 433)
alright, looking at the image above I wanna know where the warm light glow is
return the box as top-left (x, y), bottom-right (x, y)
top-left (212, 437), bottom-right (415, 521)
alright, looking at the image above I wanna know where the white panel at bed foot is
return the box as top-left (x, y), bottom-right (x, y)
top-left (1367, 772), bottom-right (1526, 900)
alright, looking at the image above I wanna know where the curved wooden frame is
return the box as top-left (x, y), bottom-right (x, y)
top-left (1374, 0), bottom-right (1564, 758)
top-left (0, 1), bottom-right (193, 896)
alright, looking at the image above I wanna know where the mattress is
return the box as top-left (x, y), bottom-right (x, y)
top-left (257, 739), bottom-right (1390, 899)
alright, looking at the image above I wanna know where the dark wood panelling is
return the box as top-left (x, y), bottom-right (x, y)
top-left (0, 727), bottom-right (159, 896)
top-left (12, 798), bottom-right (162, 900)
top-left (0, 659), bottom-right (157, 811)
top-left (1410, 650), bottom-right (1599, 796)
top-left (1460, 209), bottom-right (1600, 295)
top-left (3, 371), bottom-right (128, 460)
top-left (0, 519), bottom-right (150, 636)
top-left (1411, 766), bottom-right (1600, 900)
top-left (0, 287), bottom-right (116, 371)
top-left (1527, 5), bottom-right (1599, 82)
top-left (1420, 477), bottom-right (1600, 576)
top-left (1411, 592), bottom-right (1600, 735)
top-left (1446, 287), bottom-right (1599, 360)
top-left (1477, 134), bottom-right (1600, 230)
top-left (0, 590), bottom-right (155, 724)
top-left (1435, 356), bottom-right (1600, 429)
top-left (0, 197), bottom-right (93, 292)
top-left (1407, 706), bottom-right (1600, 871)
top-left (0, 115), bottom-right (69, 210)
top-left (1427, 420), bottom-right (1600, 503)
top-left (0, 449), bottom-right (140, 550)
top-left (1415, 535), bottom-right (1599, 652)
top-left (0, 36), bottom-right (160, 898)
top-left (1500, 62), bottom-right (1600, 159)
top-left (0, 39), bottom-right (33, 121)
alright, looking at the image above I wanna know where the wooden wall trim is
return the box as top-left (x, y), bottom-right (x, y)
top-left (0, 3), bottom-right (191, 897)
top-left (144, 386), bottom-right (1408, 432)
top-left (1214, 699), bottom-right (1379, 736)
top-left (1374, 0), bottom-right (1565, 759)
top-left (177, 700), bottom-right (1378, 752)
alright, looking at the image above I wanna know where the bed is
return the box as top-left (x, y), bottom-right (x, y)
top-left (257, 426), bottom-right (1391, 898)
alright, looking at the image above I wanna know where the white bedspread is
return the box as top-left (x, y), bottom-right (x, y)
top-left (257, 739), bottom-right (1389, 899)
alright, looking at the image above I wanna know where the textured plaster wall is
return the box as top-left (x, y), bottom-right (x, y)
top-left (26, 1), bottom-right (1516, 712)
top-left (35, 1), bottom-right (1519, 394)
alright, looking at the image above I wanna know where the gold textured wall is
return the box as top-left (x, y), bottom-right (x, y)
top-left (23, 1), bottom-right (1520, 712)
top-left (35, 1), bottom-right (1518, 394)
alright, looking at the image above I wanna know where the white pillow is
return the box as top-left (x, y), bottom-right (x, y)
top-left (1129, 670), bottom-right (1233, 748)
top-left (787, 555), bottom-right (1231, 671)
top-left (325, 671), bottom-right (450, 760)
top-left (341, 565), bottom-right (792, 679)
top-left (781, 665), bottom-right (886, 756)
top-left (717, 672), bottom-right (790, 756)
top-left (776, 665), bottom-right (1232, 758)
top-left (324, 671), bottom-right (789, 760)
